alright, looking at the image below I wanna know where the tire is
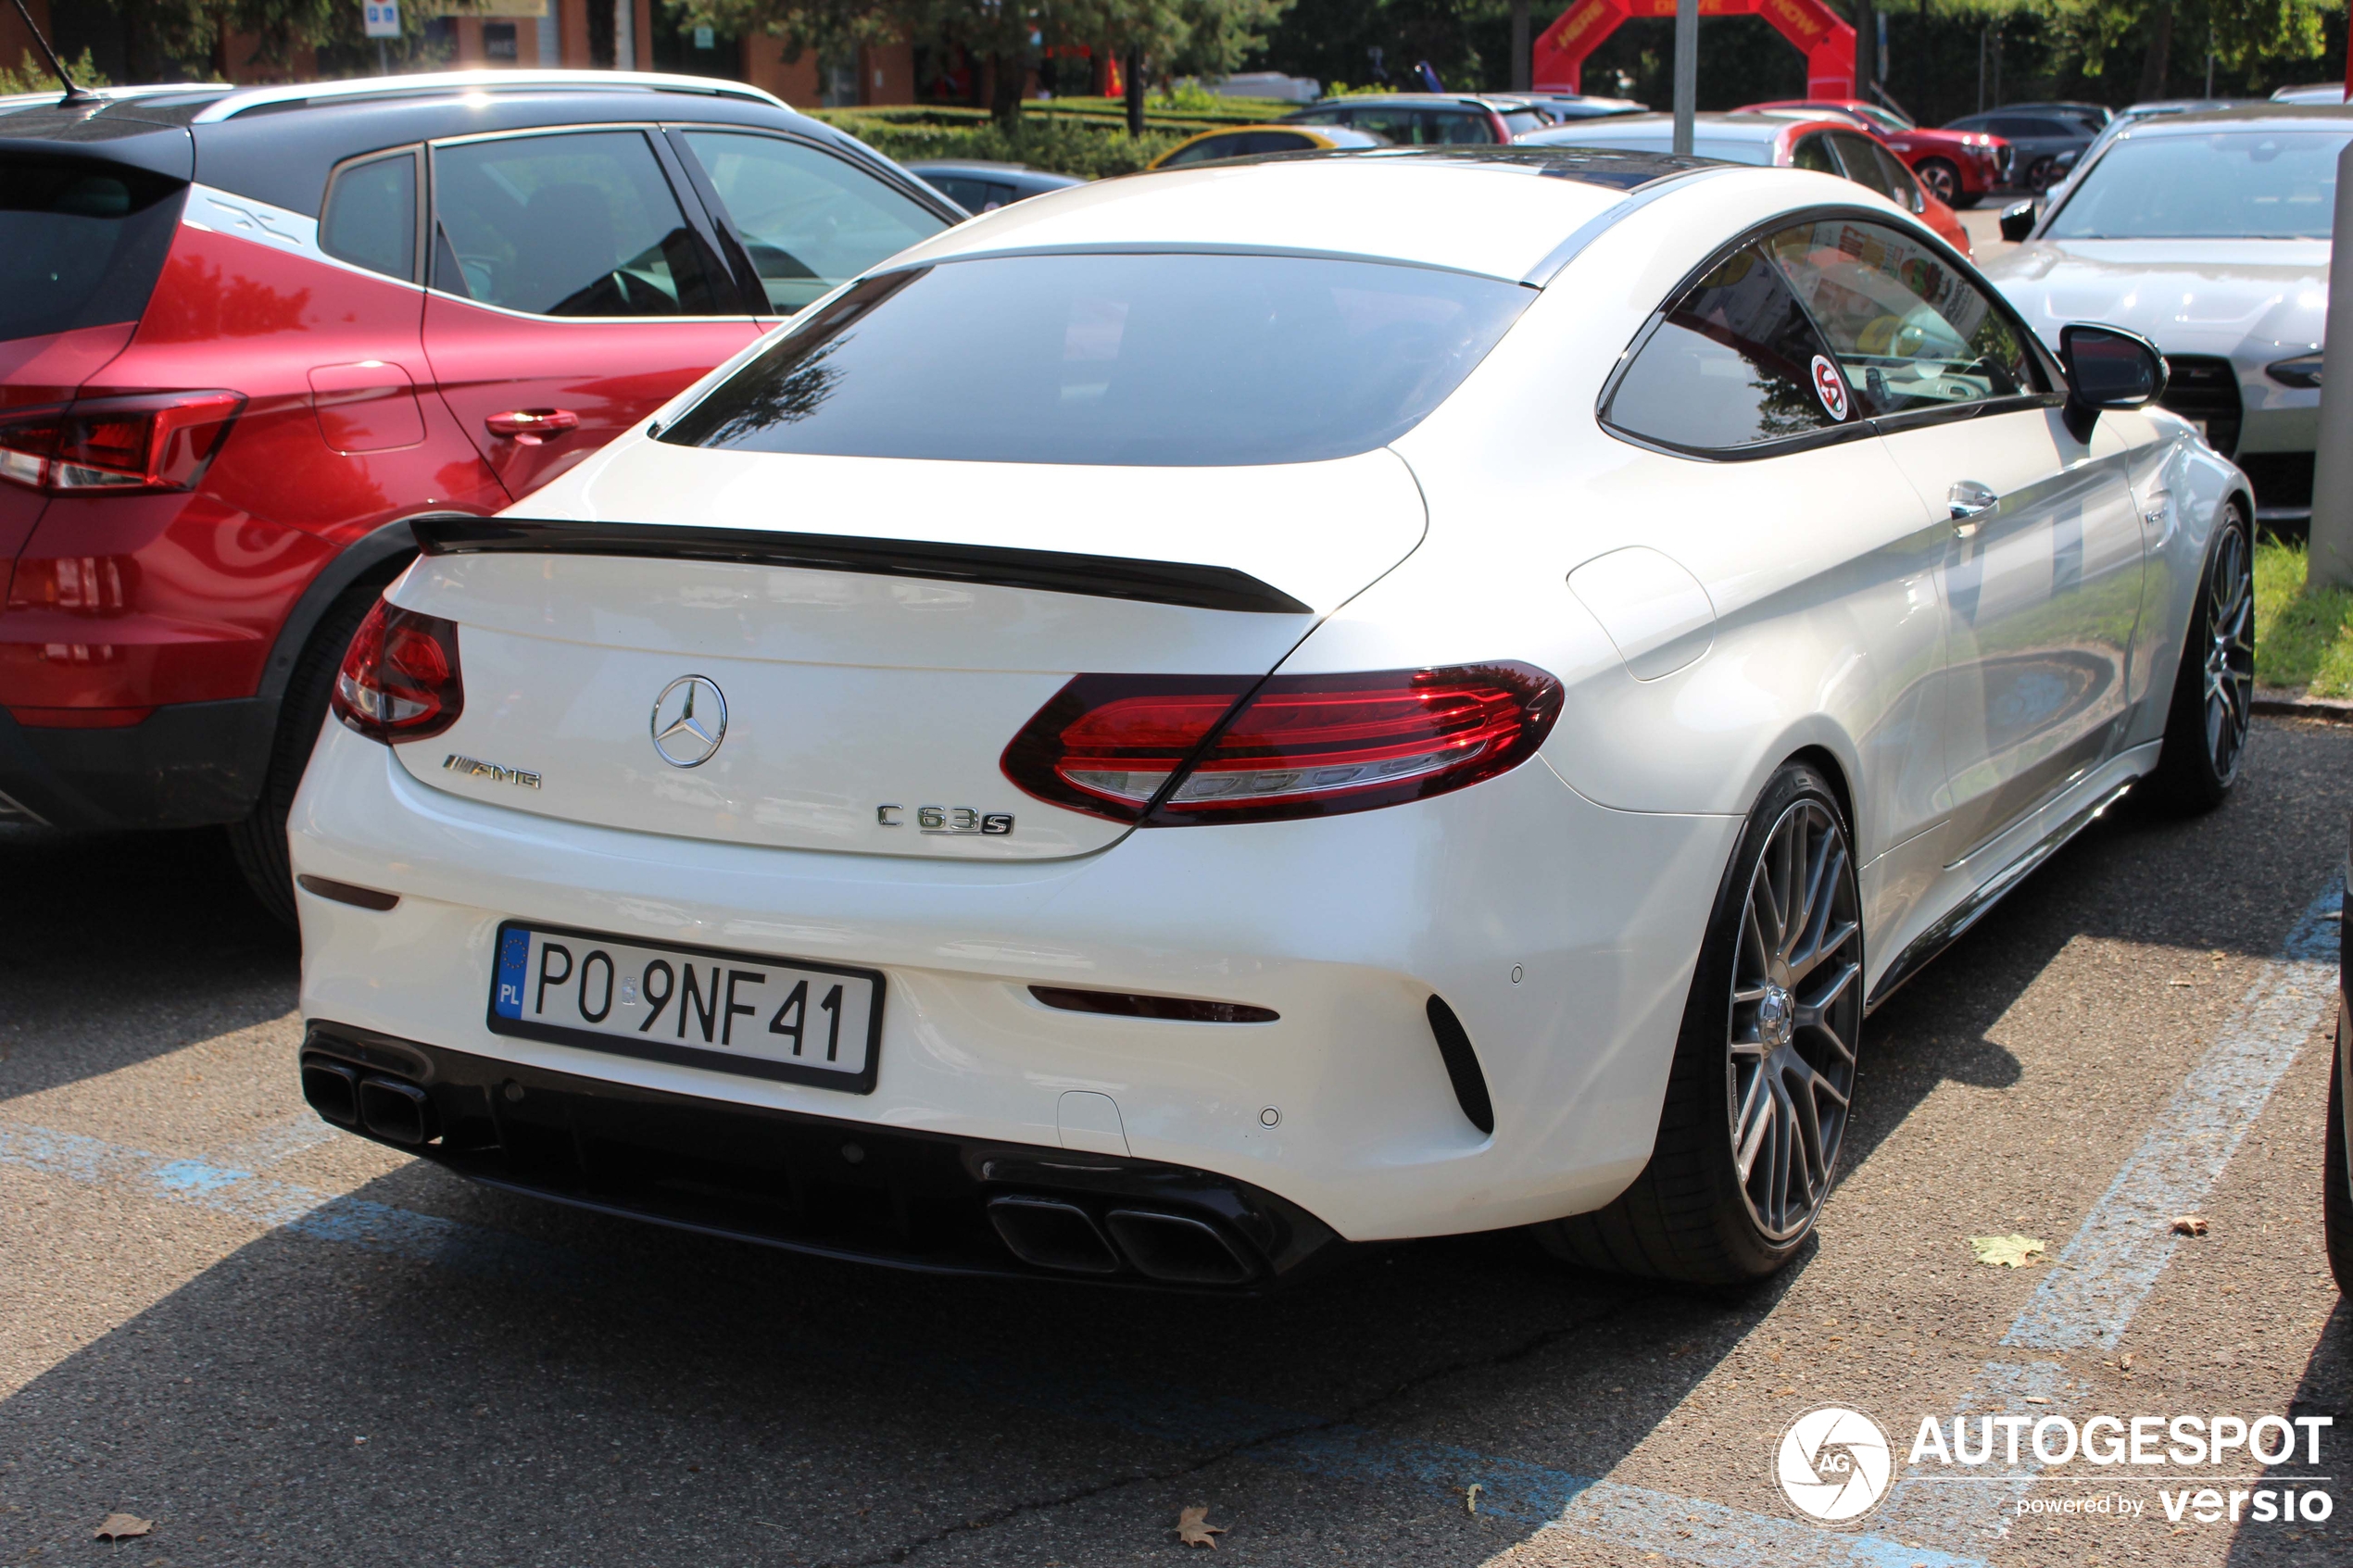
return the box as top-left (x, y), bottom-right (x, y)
top-left (1916, 157), bottom-right (1963, 207)
top-left (2327, 1004), bottom-right (2353, 1295)
top-left (1532, 763), bottom-right (1864, 1284)
top-left (2145, 503), bottom-right (2253, 814)
top-left (226, 585), bottom-right (384, 925)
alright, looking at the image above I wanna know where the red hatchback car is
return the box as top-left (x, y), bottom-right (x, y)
top-left (0, 71), bottom-right (957, 917)
top-left (1738, 99), bottom-right (2013, 207)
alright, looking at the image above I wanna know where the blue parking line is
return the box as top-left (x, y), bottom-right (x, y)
top-left (0, 1115), bottom-right (1984, 1568)
top-left (1875, 876), bottom-right (2344, 1546)
top-left (2007, 880), bottom-right (2342, 1351)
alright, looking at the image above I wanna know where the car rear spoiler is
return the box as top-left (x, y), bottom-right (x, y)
top-left (408, 514), bottom-right (1315, 616)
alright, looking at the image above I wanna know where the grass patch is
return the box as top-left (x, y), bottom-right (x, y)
top-left (2253, 536), bottom-right (2353, 696)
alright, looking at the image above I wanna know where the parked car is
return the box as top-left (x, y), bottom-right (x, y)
top-left (0, 70), bottom-right (958, 920)
top-left (906, 160), bottom-right (1082, 212)
top-left (1147, 124), bottom-right (1388, 170)
top-left (1498, 93), bottom-right (1648, 122)
top-left (1283, 94), bottom-right (1543, 144)
top-left (1738, 98), bottom-right (2011, 207)
top-left (1943, 107), bottom-right (2099, 190)
top-left (1996, 99), bottom-right (2112, 130)
top-left (1984, 104), bottom-right (2351, 526)
top-left (1522, 112), bottom-right (1972, 253)
top-left (2330, 819), bottom-right (2352, 1295)
top-left (289, 144), bottom-right (2247, 1292)
top-left (2273, 83), bottom-right (2350, 105)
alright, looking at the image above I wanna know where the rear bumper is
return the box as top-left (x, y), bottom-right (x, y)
top-left (301, 1021), bottom-right (1344, 1290)
top-left (0, 696), bottom-right (272, 827)
top-left (290, 723), bottom-right (1738, 1245)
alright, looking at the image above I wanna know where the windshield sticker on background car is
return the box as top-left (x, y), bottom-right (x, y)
top-left (1811, 355), bottom-right (1851, 420)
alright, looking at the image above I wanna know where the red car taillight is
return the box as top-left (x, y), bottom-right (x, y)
top-left (0, 391), bottom-right (245, 495)
top-left (1001, 663), bottom-right (1562, 826)
top-left (331, 599), bottom-right (464, 744)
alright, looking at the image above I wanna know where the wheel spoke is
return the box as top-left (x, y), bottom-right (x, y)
top-left (1790, 909), bottom-right (1856, 985)
top-left (1797, 958), bottom-right (1860, 1020)
top-left (1734, 1074), bottom-right (1773, 1183)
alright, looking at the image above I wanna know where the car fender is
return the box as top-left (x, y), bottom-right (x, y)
top-left (2123, 423), bottom-right (2248, 747)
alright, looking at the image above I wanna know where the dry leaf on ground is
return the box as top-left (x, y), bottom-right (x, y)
top-left (1969, 1234), bottom-right (2046, 1268)
top-left (93, 1513), bottom-right (152, 1540)
top-left (1176, 1505), bottom-right (1226, 1549)
top-left (2171, 1215), bottom-right (2208, 1236)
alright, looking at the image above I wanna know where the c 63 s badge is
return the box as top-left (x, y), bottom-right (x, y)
top-left (877, 805), bottom-right (1013, 835)
top-left (444, 753), bottom-right (542, 789)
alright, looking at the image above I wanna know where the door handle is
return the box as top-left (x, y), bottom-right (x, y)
top-left (485, 408), bottom-right (580, 446)
top-left (1947, 480), bottom-right (1998, 535)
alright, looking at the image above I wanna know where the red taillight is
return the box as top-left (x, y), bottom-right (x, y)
top-left (331, 599), bottom-right (464, 744)
top-left (0, 392), bottom-right (245, 495)
top-left (1000, 663), bottom-right (1562, 826)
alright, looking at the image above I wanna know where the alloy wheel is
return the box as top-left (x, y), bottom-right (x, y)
top-left (2202, 523), bottom-right (2254, 784)
top-left (1919, 160), bottom-right (1958, 204)
top-left (1727, 798), bottom-right (1862, 1243)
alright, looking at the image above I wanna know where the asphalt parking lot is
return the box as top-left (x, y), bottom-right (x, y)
top-left (4, 715), bottom-right (2348, 1568)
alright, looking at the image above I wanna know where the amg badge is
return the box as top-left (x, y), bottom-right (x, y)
top-left (444, 753), bottom-right (542, 789)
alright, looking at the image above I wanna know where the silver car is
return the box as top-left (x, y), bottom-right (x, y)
top-left (1983, 104), bottom-right (2349, 527)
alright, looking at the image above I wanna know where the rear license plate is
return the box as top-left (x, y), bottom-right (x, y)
top-left (487, 921), bottom-right (882, 1093)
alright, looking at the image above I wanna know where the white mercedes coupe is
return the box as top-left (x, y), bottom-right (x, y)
top-left (290, 146), bottom-right (2253, 1289)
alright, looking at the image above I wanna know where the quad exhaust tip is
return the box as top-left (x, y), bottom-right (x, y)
top-left (987, 1196), bottom-right (1259, 1286)
top-left (302, 1054), bottom-right (435, 1146)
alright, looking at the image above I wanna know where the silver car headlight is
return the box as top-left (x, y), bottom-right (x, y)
top-left (2266, 353), bottom-right (2324, 389)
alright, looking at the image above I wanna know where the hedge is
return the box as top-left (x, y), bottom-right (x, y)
top-left (812, 97), bottom-right (1300, 181)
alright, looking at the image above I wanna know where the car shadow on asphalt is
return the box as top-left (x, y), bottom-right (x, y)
top-left (2222, 1295), bottom-right (2353, 1565)
top-left (0, 825), bottom-right (296, 1101)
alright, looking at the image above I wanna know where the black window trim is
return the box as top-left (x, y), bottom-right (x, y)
top-left (319, 144), bottom-right (427, 284)
top-left (1597, 202), bottom-right (2065, 464)
top-left (422, 121), bottom-right (747, 322)
top-left (662, 123), bottom-right (962, 320)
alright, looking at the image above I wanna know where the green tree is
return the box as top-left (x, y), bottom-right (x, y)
top-left (0, 46), bottom-right (108, 93)
top-left (2020, 0), bottom-right (2335, 94)
top-left (683, 0), bottom-right (1285, 130)
top-left (1058, 0), bottom-right (1288, 132)
top-left (71, 0), bottom-right (424, 83)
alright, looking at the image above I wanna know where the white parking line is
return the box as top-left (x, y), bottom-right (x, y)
top-left (1875, 877), bottom-right (2343, 1545)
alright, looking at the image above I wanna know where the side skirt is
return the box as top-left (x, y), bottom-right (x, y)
top-left (1864, 744), bottom-right (2159, 1014)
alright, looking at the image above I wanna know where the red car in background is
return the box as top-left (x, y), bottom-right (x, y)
top-left (1738, 99), bottom-right (2013, 207)
top-left (0, 70), bottom-right (957, 919)
top-left (1520, 111), bottom-right (1974, 255)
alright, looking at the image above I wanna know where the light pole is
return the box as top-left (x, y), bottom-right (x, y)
top-left (1672, 0), bottom-right (1697, 156)
top-left (2307, 140), bottom-right (2353, 587)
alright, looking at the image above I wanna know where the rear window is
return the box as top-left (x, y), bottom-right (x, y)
top-left (0, 158), bottom-right (184, 344)
top-left (660, 251), bottom-right (1531, 467)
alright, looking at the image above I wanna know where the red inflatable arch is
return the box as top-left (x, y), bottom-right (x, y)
top-left (1533, 0), bottom-right (1858, 101)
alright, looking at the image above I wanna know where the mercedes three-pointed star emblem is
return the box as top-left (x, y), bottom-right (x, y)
top-left (649, 675), bottom-right (728, 768)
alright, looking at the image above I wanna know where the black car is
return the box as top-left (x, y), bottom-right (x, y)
top-left (1944, 107), bottom-right (2099, 190)
top-left (905, 160), bottom-right (1083, 213)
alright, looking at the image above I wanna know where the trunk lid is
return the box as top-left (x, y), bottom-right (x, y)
top-left (390, 440), bottom-right (1427, 859)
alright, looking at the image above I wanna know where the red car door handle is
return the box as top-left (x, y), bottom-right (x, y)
top-left (485, 408), bottom-right (579, 445)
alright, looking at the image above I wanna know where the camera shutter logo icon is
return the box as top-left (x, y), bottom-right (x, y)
top-left (1776, 1405), bottom-right (1893, 1524)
